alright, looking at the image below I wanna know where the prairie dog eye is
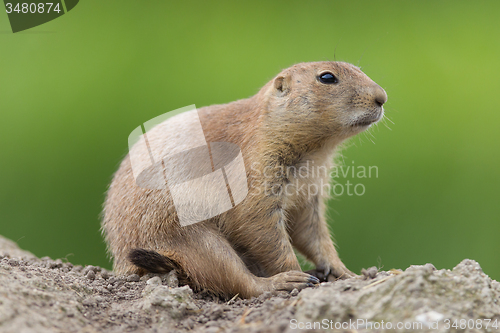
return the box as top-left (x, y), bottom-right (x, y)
top-left (318, 72), bottom-right (339, 84)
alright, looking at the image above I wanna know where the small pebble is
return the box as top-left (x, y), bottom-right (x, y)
top-left (209, 306), bottom-right (223, 320)
top-left (49, 259), bottom-right (63, 269)
top-left (184, 318), bottom-right (195, 329)
top-left (278, 291), bottom-right (290, 298)
top-left (82, 297), bottom-right (96, 307)
top-left (72, 265), bottom-right (83, 273)
top-left (140, 273), bottom-right (155, 282)
top-left (146, 276), bottom-right (162, 286)
top-left (8, 259), bottom-right (19, 266)
top-left (98, 287), bottom-right (109, 294)
top-left (100, 270), bottom-right (110, 279)
top-left (166, 270), bottom-right (178, 287)
top-left (424, 263), bottom-right (437, 271)
top-left (126, 274), bottom-right (140, 282)
top-left (361, 266), bottom-right (378, 279)
top-left (95, 296), bottom-right (106, 302)
top-left (257, 291), bottom-right (273, 302)
top-left (86, 270), bottom-right (96, 280)
top-left (82, 265), bottom-right (96, 275)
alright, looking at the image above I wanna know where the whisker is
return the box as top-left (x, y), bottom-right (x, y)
top-left (334, 36), bottom-right (344, 62)
top-left (383, 122), bottom-right (392, 131)
top-left (365, 130), bottom-right (376, 144)
top-left (357, 37), bottom-right (381, 67)
top-left (384, 115), bottom-right (395, 125)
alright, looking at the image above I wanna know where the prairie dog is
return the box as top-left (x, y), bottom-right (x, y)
top-left (102, 61), bottom-right (387, 298)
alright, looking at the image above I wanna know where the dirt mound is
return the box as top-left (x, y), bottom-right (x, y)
top-left (0, 235), bottom-right (499, 332)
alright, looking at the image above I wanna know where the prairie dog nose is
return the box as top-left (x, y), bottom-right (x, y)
top-left (374, 85), bottom-right (388, 107)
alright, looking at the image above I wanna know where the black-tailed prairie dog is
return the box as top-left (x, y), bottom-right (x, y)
top-left (102, 61), bottom-right (387, 298)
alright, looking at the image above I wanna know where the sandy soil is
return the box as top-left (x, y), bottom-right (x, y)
top-left (1, 235), bottom-right (499, 333)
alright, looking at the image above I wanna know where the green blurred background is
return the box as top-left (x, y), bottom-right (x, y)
top-left (1, 1), bottom-right (499, 279)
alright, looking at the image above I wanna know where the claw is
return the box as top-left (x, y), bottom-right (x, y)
top-left (308, 276), bottom-right (320, 284)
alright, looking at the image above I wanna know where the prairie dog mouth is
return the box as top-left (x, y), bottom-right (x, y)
top-left (352, 109), bottom-right (384, 127)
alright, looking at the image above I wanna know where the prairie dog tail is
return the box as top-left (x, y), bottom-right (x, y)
top-left (128, 248), bottom-right (180, 274)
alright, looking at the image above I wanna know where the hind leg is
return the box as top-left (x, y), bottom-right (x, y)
top-left (130, 224), bottom-right (319, 298)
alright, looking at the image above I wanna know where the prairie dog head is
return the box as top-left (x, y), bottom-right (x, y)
top-left (263, 61), bottom-right (387, 145)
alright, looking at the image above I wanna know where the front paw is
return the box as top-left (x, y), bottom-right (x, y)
top-left (327, 265), bottom-right (356, 281)
top-left (306, 264), bottom-right (357, 282)
top-left (305, 267), bottom-right (329, 282)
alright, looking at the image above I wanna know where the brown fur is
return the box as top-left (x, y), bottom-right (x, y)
top-left (102, 61), bottom-right (387, 298)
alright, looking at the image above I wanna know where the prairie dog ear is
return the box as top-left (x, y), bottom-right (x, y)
top-left (274, 74), bottom-right (292, 96)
